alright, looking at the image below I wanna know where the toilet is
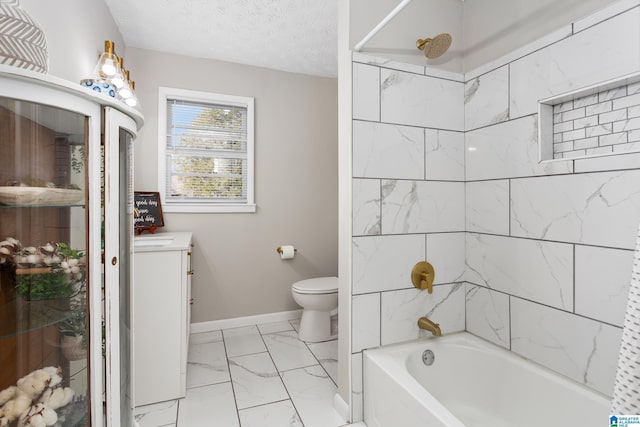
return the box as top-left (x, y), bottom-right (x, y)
top-left (291, 276), bottom-right (338, 342)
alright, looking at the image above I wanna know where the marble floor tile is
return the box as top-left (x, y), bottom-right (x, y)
top-left (262, 331), bottom-right (318, 372)
top-left (228, 352), bottom-right (289, 410)
top-left (281, 365), bottom-right (345, 427)
top-left (135, 399), bottom-right (178, 427)
top-left (307, 340), bottom-right (338, 385)
top-left (257, 321), bottom-right (294, 335)
top-left (186, 340), bottom-right (230, 388)
top-left (238, 400), bottom-right (303, 427)
top-left (177, 382), bottom-right (239, 427)
top-left (189, 330), bottom-right (222, 345)
top-left (223, 325), bottom-right (267, 357)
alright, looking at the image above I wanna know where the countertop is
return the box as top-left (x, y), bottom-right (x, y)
top-left (133, 231), bottom-right (193, 252)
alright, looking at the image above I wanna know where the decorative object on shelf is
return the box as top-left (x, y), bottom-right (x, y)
top-left (0, 0), bottom-right (48, 73)
top-left (0, 238), bottom-right (86, 301)
top-left (134, 192), bottom-right (164, 234)
top-left (82, 40), bottom-right (139, 107)
top-left (0, 187), bottom-right (83, 206)
top-left (79, 79), bottom-right (116, 98)
top-left (0, 176), bottom-right (83, 206)
top-left (59, 310), bottom-right (87, 361)
top-left (58, 283), bottom-right (87, 361)
top-left (0, 367), bottom-right (76, 426)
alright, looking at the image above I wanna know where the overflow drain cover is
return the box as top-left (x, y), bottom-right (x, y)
top-left (422, 349), bottom-right (435, 366)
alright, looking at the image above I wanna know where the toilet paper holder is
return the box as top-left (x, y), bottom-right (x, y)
top-left (276, 246), bottom-right (298, 255)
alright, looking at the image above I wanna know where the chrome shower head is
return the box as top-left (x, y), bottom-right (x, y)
top-left (416, 33), bottom-right (452, 59)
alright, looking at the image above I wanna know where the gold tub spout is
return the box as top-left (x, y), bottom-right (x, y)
top-left (418, 317), bottom-right (442, 337)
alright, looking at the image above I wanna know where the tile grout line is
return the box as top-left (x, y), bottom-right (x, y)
top-left (221, 329), bottom-right (243, 427)
top-left (303, 339), bottom-right (339, 389)
top-left (257, 325), bottom-right (306, 426)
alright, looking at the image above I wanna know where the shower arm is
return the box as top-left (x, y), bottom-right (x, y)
top-left (353, 0), bottom-right (414, 52)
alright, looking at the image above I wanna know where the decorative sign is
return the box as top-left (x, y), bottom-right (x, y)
top-left (134, 192), bottom-right (164, 232)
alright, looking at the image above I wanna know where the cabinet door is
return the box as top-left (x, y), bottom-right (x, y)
top-left (134, 250), bottom-right (183, 405)
top-left (103, 107), bottom-right (137, 427)
top-left (0, 79), bottom-right (102, 426)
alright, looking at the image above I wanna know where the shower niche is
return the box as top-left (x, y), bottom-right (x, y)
top-left (538, 71), bottom-right (640, 162)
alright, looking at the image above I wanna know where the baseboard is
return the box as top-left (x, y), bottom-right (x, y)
top-left (190, 309), bottom-right (303, 333)
top-left (333, 392), bottom-right (350, 424)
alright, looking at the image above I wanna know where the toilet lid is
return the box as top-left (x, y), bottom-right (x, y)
top-left (292, 276), bottom-right (338, 294)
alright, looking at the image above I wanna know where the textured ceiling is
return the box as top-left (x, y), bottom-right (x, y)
top-left (104, 0), bottom-right (338, 78)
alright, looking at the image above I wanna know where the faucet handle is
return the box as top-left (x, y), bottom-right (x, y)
top-left (411, 261), bottom-right (435, 294)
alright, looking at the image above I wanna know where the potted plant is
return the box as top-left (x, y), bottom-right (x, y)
top-left (58, 307), bottom-right (87, 361)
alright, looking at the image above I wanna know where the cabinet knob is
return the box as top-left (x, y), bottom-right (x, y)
top-left (111, 256), bottom-right (117, 266)
top-left (187, 270), bottom-right (194, 275)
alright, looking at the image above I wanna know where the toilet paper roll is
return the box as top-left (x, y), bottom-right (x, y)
top-left (279, 245), bottom-right (296, 260)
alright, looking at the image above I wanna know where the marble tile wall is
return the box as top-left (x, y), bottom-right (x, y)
top-left (349, 3), bottom-right (640, 420)
top-left (350, 56), bottom-right (466, 422)
top-left (463, 4), bottom-right (640, 397)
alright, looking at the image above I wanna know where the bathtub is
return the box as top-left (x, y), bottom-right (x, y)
top-left (363, 332), bottom-right (609, 427)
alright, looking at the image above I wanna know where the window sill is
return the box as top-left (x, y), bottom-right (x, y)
top-left (163, 203), bottom-right (256, 213)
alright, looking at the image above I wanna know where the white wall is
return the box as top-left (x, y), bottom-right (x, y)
top-left (21, 0), bottom-right (125, 83)
top-left (125, 47), bottom-right (338, 323)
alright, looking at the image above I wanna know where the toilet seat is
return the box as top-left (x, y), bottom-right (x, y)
top-left (292, 277), bottom-right (338, 295)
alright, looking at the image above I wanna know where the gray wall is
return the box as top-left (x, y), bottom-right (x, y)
top-left (125, 48), bottom-right (338, 322)
top-left (21, 0), bottom-right (125, 83)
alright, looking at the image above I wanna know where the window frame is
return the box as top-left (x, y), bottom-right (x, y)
top-left (157, 86), bottom-right (255, 213)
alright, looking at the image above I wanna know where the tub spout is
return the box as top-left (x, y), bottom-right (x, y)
top-left (418, 317), bottom-right (442, 336)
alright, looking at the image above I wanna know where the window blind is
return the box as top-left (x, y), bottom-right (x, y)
top-left (165, 99), bottom-right (248, 202)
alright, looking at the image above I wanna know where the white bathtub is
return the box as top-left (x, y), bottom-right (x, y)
top-left (363, 332), bottom-right (609, 427)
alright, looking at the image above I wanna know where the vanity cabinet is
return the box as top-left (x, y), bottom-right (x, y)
top-left (0, 66), bottom-right (143, 426)
top-left (133, 232), bottom-right (193, 406)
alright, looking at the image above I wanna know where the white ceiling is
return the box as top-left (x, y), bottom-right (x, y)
top-left (104, 0), bottom-right (616, 79)
top-left (104, 0), bottom-right (339, 78)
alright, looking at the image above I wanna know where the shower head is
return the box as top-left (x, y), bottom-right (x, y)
top-left (416, 33), bottom-right (452, 59)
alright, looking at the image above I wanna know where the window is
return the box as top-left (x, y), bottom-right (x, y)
top-left (158, 87), bottom-right (255, 213)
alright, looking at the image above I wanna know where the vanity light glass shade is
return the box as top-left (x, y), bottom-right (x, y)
top-left (110, 56), bottom-right (125, 89)
top-left (125, 96), bottom-right (137, 107)
top-left (94, 40), bottom-right (119, 77)
top-left (110, 69), bottom-right (124, 89)
top-left (118, 70), bottom-right (133, 99)
top-left (118, 84), bottom-right (132, 99)
top-left (124, 81), bottom-right (138, 107)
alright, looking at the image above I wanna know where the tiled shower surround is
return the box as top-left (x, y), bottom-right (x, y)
top-left (350, 2), bottom-right (640, 423)
top-left (552, 83), bottom-right (640, 159)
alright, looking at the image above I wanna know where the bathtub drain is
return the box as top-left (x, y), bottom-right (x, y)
top-left (422, 349), bottom-right (435, 366)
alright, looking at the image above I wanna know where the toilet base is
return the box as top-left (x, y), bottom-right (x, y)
top-left (297, 309), bottom-right (337, 343)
